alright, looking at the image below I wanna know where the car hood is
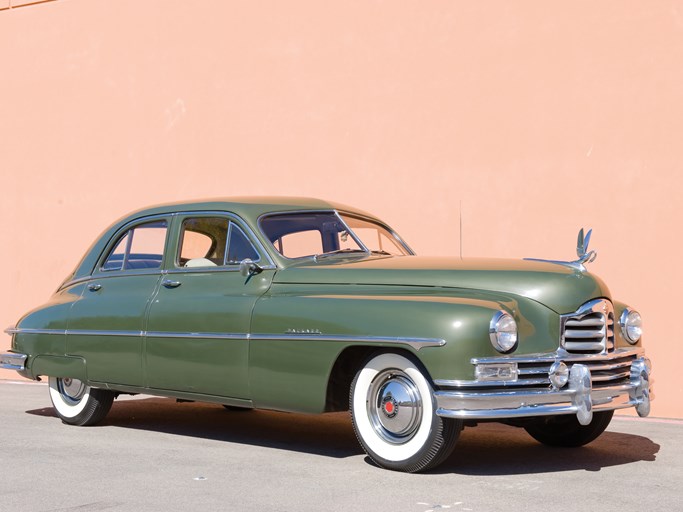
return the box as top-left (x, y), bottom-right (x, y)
top-left (273, 256), bottom-right (611, 314)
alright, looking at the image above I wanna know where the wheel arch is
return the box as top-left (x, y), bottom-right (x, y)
top-left (324, 345), bottom-right (434, 412)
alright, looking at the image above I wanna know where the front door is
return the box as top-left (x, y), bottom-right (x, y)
top-left (145, 214), bottom-right (274, 398)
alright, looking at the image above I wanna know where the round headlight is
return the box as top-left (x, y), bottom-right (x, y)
top-left (489, 311), bottom-right (518, 353)
top-left (620, 308), bottom-right (642, 344)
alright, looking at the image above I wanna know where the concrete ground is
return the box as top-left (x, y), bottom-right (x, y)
top-left (0, 379), bottom-right (679, 512)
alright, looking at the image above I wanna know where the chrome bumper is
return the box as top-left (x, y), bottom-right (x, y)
top-left (434, 353), bottom-right (653, 426)
top-left (0, 352), bottom-right (27, 371)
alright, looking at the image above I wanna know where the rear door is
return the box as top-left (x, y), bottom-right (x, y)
top-left (66, 217), bottom-right (169, 386)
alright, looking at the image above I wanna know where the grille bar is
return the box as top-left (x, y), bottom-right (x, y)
top-left (566, 318), bottom-right (603, 327)
top-left (591, 369), bottom-right (631, 382)
top-left (518, 366), bottom-right (551, 376)
top-left (560, 299), bottom-right (615, 354)
top-left (437, 348), bottom-right (644, 390)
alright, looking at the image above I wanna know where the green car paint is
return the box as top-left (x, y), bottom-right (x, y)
top-left (4, 197), bottom-right (650, 417)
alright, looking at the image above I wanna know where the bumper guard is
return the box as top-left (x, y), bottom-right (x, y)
top-left (434, 353), bottom-right (653, 425)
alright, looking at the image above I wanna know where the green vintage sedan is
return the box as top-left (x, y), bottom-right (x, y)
top-left (2, 197), bottom-right (653, 472)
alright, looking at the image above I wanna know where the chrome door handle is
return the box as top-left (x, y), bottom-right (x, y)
top-left (87, 283), bottom-right (102, 292)
top-left (162, 280), bottom-right (181, 289)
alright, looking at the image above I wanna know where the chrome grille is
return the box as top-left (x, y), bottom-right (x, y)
top-left (443, 349), bottom-right (642, 391)
top-left (560, 299), bottom-right (615, 354)
top-left (516, 353), bottom-right (634, 389)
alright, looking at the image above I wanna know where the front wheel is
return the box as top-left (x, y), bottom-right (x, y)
top-left (524, 410), bottom-right (614, 447)
top-left (350, 352), bottom-right (462, 473)
top-left (48, 377), bottom-right (115, 426)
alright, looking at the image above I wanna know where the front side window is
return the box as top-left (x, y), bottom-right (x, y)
top-left (177, 217), bottom-right (260, 268)
top-left (102, 220), bottom-right (168, 271)
top-left (178, 217), bottom-right (229, 267)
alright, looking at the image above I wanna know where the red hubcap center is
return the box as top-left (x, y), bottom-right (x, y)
top-left (385, 401), bottom-right (394, 414)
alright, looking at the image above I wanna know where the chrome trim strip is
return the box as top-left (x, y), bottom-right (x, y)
top-left (523, 257), bottom-right (585, 272)
top-left (249, 333), bottom-right (445, 351)
top-left (4, 325), bottom-right (18, 335)
top-left (434, 378), bottom-right (551, 389)
top-left (592, 370), bottom-right (631, 382)
top-left (145, 331), bottom-right (248, 340)
top-left (587, 360), bottom-right (633, 372)
top-left (8, 328), bottom-right (138, 337)
top-left (67, 329), bottom-right (142, 337)
top-left (5, 328), bottom-right (67, 336)
top-left (5, 328), bottom-right (444, 350)
top-left (163, 264), bottom-right (277, 276)
top-left (1, 353), bottom-right (27, 371)
top-left (87, 270), bottom-right (165, 280)
top-left (517, 366), bottom-right (551, 375)
top-left (471, 347), bottom-right (643, 365)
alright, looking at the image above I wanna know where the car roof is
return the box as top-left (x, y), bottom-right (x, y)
top-left (64, 197), bottom-right (379, 284)
top-left (120, 196), bottom-right (374, 221)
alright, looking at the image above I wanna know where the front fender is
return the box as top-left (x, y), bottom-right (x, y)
top-left (248, 284), bottom-right (558, 412)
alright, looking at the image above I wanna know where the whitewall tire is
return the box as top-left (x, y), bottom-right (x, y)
top-left (350, 352), bottom-right (462, 472)
top-left (48, 376), bottom-right (115, 426)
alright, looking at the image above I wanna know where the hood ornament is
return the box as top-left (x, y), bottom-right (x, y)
top-left (525, 228), bottom-right (597, 272)
top-left (576, 228), bottom-right (597, 266)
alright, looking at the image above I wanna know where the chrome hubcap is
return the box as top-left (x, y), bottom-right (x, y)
top-left (367, 370), bottom-right (422, 444)
top-left (58, 378), bottom-right (86, 404)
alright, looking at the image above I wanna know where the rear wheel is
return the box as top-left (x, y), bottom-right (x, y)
top-left (524, 410), bottom-right (614, 447)
top-left (350, 352), bottom-right (462, 472)
top-left (48, 376), bottom-right (115, 426)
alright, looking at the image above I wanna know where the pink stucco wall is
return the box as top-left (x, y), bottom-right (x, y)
top-left (1, 0), bottom-right (681, 417)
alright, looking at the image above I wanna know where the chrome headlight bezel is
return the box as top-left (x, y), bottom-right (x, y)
top-left (489, 311), bottom-right (518, 353)
top-left (619, 308), bottom-right (642, 345)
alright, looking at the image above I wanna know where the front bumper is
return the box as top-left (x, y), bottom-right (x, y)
top-left (0, 352), bottom-right (27, 371)
top-left (434, 348), bottom-right (653, 426)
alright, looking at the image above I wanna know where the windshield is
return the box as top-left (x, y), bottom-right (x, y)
top-left (338, 214), bottom-right (410, 256)
top-left (259, 211), bottom-right (411, 259)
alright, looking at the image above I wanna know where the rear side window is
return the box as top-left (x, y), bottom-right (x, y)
top-left (102, 220), bottom-right (168, 271)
